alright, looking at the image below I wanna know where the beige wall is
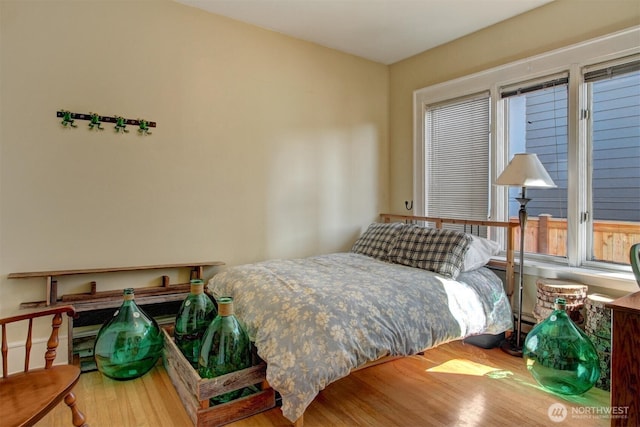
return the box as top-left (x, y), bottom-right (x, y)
top-left (388, 0), bottom-right (640, 212)
top-left (0, 0), bottom-right (388, 324)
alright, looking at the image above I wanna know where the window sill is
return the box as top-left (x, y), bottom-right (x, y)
top-left (491, 257), bottom-right (638, 294)
top-left (522, 261), bottom-right (637, 294)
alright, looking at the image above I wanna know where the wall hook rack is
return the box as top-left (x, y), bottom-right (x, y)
top-left (405, 200), bottom-right (413, 211)
top-left (57, 110), bottom-right (156, 134)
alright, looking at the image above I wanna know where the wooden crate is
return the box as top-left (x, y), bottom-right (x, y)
top-left (162, 328), bottom-right (276, 426)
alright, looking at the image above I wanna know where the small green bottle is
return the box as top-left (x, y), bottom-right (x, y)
top-left (94, 288), bottom-right (163, 380)
top-left (199, 297), bottom-right (252, 404)
top-left (524, 298), bottom-right (600, 395)
top-left (174, 279), bottom-right (217, 368)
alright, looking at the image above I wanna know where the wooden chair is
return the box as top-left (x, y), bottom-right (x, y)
top-left (0, 305), bottom-right (87, 426)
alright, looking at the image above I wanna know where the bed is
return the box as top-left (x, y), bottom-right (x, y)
top-left (207, 214), bottom-right (517, 425)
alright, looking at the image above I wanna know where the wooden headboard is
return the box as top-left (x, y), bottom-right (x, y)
top-left (379, 213), bottom-right (517, 299)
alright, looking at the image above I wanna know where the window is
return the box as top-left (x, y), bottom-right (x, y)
top-left (413, 28), bottom-right (640, 279)
top-left (584, 62), bottom-right (640, 265)
top-left (501, 76), bottom-right (569, 259)
top-left (423, 94), bottom-right (490, 220)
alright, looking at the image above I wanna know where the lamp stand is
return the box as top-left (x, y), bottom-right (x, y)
top-left (501, 186), bottom-right (529, 357)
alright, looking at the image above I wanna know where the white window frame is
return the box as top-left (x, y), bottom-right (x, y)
top-left (413, 26), bottom-right (640, 292)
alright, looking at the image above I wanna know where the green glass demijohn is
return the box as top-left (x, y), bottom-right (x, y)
top-left (174, 279), bottom-right (217, 368)
top-left (94, 288), bottom-right (164, 380)
top-left (199, 296), bottom-right (252, 404)
top-left (523, 297), bottom-right (600, 395)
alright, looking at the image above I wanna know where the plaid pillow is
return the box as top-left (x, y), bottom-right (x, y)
top-left (351, 222), bottom-right (405, 261)
top-left (388, 225), bottom-right (472, 278)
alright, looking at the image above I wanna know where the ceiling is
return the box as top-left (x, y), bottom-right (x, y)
top-left (176, 0), bottom-right (554, 65)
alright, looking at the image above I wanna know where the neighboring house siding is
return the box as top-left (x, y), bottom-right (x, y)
top-left (523, 86), bottom-right (568, 219)
top-left (512, 74), bottom-right (639, 222)
top-left (591, 72), bottom-right (640, 222)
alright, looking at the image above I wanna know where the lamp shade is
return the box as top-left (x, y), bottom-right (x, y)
top-left (496, 153), bottom-right (557, 188)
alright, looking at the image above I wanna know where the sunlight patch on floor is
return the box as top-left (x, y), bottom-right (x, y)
top-left (426, 358), bottom-right (510, 377)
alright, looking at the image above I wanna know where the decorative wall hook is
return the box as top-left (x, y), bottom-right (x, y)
top-left (137, 119), bottom-right (152, 135)
top-left (114, 116), bottom-right (129, 133)
top-left (88, 113), bottom-right (104, 130)
top-left (405, 200), bottom-right (413, 211)
top-left (59, 110), bottom-right (77, 128)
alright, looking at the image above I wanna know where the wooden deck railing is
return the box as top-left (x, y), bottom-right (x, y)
top-left (513, 215), bottom-right (640, 264)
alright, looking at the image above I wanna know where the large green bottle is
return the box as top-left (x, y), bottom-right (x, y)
top-left (198, 297), bottom-right (252, 404)
top-left (94, 288), bottom-right (164, 380)
top-left (174, 279), bottom-right (217, 368)
top-left (523, 298), bottom-right (600, 395)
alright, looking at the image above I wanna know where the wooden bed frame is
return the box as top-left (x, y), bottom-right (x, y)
top-left (292, 213), bottom-right (518, 427)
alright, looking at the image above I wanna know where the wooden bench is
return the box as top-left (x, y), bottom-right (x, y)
top-left (9, 262), bottom-right (224, 370)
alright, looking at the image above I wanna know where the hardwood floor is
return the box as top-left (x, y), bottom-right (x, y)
top-left (40, 341), bottom-right (610, 426)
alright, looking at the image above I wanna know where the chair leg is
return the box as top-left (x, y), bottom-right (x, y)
top-left (64, 392), bottom-right (88, 427)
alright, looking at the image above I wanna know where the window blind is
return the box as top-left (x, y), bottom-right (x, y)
top-left (424, 93), bottom-right (490, 221)
top-left (584, 56), bottom-right (640, 82)
top-left (500, 72), bottom-right (569, 98)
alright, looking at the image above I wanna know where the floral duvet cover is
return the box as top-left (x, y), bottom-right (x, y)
top-left (208, 252), bottom-right (512, 422)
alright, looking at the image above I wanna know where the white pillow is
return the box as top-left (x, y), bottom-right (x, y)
top-left (462, 235), bottom-right (500, 272)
